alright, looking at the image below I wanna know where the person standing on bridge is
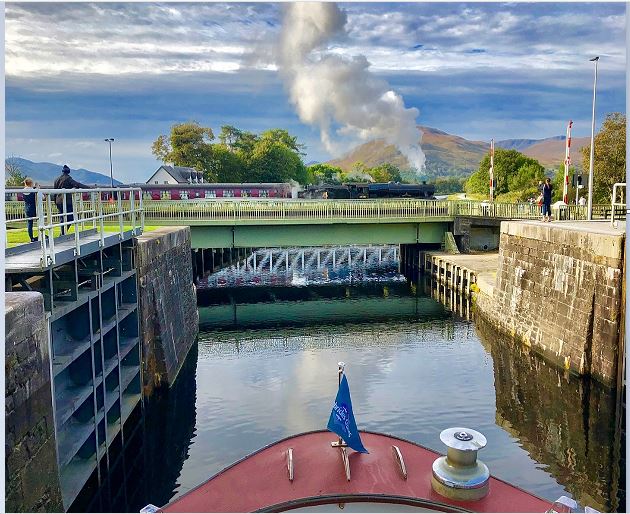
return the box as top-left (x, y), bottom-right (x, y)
top-left (54, 164), bottom-right (89, 235)
top-left (22, 178), bottom-right (38, 242)
top-left (541, 177), bottom-right (553, 222)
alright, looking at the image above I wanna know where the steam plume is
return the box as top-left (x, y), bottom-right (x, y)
top-left (278, 2), bottom-right (425, 172)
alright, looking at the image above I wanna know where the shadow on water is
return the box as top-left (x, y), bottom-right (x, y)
top-left (78, 344), bottom-right (199, 513)
top-left (474, 315), bottom-right (625, 513)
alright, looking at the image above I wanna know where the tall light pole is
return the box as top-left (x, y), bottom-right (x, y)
top-left (104, 138), bottom-right (115, 187)
top-left (587, 57), bottom-right (599, 220)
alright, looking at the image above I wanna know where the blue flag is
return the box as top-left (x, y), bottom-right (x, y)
top-left (327, 374), bottom-right (368, 453)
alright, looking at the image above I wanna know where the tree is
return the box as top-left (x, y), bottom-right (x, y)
top-left (152, 122), bottom-right (215, 177)
top-left (580, 112), bottom-right (626, 204)
top-left (367, 163), bottom-right (403, 183)
top-left (434, 177), bottom-right (467, 194)
top-left (260, 129), bottom-right (306, 156)
top-left (219, 125), bottom-right (259, 154)
top-left (307, 163), bottom-right (343, 184)
top-left (465, 148), bottom-right (544, 198)
top-left (209, 144), bottom-right (247, 183)
top-left (248, 139), bottom-right (307, 184)
top-left (5, 157), bottom-right (26, 186)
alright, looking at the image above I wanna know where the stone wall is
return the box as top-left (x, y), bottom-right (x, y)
top-left (475, 315), bottom-right (622, 512)
top-left (5, 293), bottom-right (63, 512)
top-left (135, 227), bottom-right (199, 396)
top-left (474, 221), bottom-right (625, 386)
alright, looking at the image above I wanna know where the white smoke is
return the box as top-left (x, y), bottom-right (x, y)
top-left (278, 2), bottom-right (425, 173)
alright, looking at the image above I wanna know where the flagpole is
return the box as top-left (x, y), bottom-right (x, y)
top-left (336, 362), bottom-right (345, 447)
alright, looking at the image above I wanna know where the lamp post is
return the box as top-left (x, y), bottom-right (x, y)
top-left (587, 57), bottom-right (599, 220)
top-left (104, 138), bottom-right (115, 188)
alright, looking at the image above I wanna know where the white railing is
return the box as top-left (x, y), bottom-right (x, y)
top-left (9, 196), bottom-right (611, 226)
top-left (5, 188), bottom-right (143, 266)
top-left (611, 183), bottom-right (627, 227)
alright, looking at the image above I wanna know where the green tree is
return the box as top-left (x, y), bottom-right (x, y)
top-left (209, 144), bottom-right (247, 183)
top-left (152, 121), bottom-right (215, 177)
top-left (434, 177), bottom-right (467, 194)
top-left (367, 163), bottom-right (403, 183)
top-left (219, 125), bottom-right (259, 154)
top-left (580, 112), bottom-right (626, 204)
top-left (465, 148), bottom-right (544, 198)
top-left (248, 139), bottom-right (307, 184)
top-left (308, 163), bottom-right (343, 184)
top-left (260, 129), bottom-right (306, 155)
top-left (5, 158), bottom-right (26, 186)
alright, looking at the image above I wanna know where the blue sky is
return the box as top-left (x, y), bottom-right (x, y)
top-left (5, 2), bottom-right (626, 183)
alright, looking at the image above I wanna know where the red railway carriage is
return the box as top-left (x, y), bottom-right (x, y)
top-left (130, 182), bottom-right (294, 201)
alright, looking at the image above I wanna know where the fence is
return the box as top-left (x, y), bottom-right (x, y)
top-left (7, 197), bottom-right (624, 228)
top-left (5, 188), bottom-right (143, 266)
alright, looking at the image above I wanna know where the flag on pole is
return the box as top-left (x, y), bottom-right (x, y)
top-left (327, 374), bottom-right (368, 453)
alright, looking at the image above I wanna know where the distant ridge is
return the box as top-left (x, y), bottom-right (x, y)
top-left (6, 157), bottom-right (122, 186)
top-left (326, 128), bottom-right (588, 177)
top-left (496, 136), bottom-right (565, 151)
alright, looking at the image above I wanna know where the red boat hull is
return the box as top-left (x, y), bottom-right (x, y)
top-left (162, 430), bottom-right (553, 513)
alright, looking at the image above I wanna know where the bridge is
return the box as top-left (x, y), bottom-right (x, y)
top-left (6, 197), bottom-right (622, 250)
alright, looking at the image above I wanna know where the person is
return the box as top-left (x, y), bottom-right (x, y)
top-left (541, 177), bottom-right (553, 222)
top-left (322, 191), bottom-right (329, 199)
top-left (22, 178), bottom-right (38, 242)
top-left (578, 195), bottom-right (587, 207)
top-left (54, 164), bottom-right (88, 235)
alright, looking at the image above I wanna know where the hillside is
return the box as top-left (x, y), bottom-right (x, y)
top-left (522, 137), bottom-right (590, 169)
top-left (327, 126), bottom-right (489, 178)
top-left (326, 128), bottom-right (589, 178)
top-left (6, 157), bottom-right (121, 186)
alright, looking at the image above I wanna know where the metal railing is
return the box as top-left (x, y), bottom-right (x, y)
top-left (5, 188), bottom-right (143, 266)
top-left (7, 196), bottom-right (623, 228)
top-left (138, 198), bottom-right (566, 222)
top-left (611, 183), bottom-right (627, 227)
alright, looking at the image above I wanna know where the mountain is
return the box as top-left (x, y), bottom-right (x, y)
top-left (326, 128), bottom-right (590, 178)
top-left (521, 137), bottom-right (590, 170)
top-left (496, 136), bottom-right (565, 151)
top-left (327, 126), bottom-right (489, 178)
top-left (6, 157), bottom-right (122, 186)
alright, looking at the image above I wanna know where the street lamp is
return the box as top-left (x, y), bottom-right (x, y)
top-left (587, 56), bottom-right (599, 221)
top-left (104, 138), bottom-right (115, 188)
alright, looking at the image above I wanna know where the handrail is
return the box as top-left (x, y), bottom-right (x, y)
top-left (5, 187), bottom-right (143, 267)
top-left (611, 183), bottom-right (626, 227)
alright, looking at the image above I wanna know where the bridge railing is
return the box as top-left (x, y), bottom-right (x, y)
top-left (5, 188), bottom-right (143, 266)
top-left (12, 197), bottom-right (622, 225)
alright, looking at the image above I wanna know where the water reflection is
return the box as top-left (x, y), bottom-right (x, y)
top-left (475, 315), bottom-right (625, 512)
top-left (86, 248), bottom-right (623, 513)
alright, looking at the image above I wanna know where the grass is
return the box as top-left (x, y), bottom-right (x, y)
top-left (6, 224), bottom-right (159, 248)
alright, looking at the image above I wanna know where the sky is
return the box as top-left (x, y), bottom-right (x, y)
top-left (5, 2), bottom-right (626, 183)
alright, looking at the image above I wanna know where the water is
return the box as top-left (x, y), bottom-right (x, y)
top-left (105, 247), bottom-right (624, 513)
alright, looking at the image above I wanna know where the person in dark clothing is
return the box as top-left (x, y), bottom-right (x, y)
top-left (542, 177), bottom-right (553, 222)
top-left (22, 178), bottom-right (38, 242)
top-left (54, 164), bottom-right (88, 235)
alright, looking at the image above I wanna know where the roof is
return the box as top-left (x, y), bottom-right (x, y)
top-left (152, 165), bottom-right (203, 184)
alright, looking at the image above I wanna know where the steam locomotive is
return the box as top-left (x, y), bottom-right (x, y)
top-left (301, 182), bottom-right (435, 199)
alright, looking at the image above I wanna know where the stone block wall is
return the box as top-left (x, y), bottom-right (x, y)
top-left (135, 227), bottom-right (199, 396)
top-left (474, 221), bottom-right (625, 386)
top-left (5, 292), bottom-right (63, 512)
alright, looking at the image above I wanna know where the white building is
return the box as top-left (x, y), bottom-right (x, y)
top-left (146, 165), bottom-right (204, 185)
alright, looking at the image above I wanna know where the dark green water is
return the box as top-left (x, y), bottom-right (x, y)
top-left (90, 253), bottom-right (625, 513)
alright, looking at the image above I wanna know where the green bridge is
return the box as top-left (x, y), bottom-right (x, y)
top-left (6, 198), bottom-right (596, 249)
top-left (138, 199), bottom-right (587, 249)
